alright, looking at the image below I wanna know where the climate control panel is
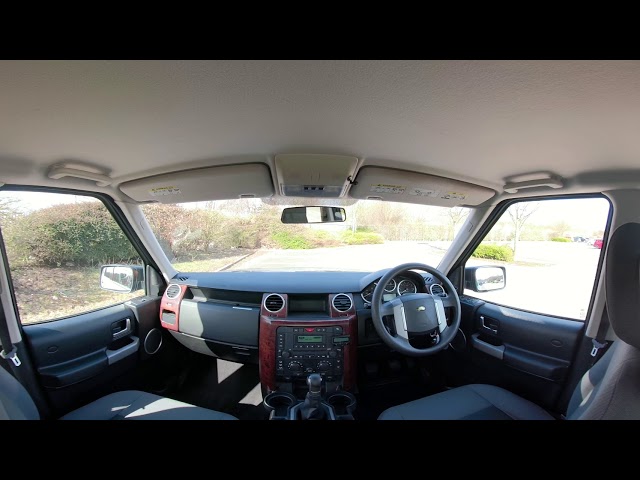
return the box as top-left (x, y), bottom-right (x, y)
top-left (275, 325), bottom-right (349, 382)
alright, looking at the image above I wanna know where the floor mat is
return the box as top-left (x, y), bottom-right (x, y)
top-left (354, 354), bottom-right (445, 420)
top-left (355, 381), bottom-right (440, 420)
top-left (171, 354), bottom-right (443, 421)
top-left (172, 356), bottom-right (268, 420)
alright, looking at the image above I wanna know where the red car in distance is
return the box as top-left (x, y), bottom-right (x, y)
top-left (594, 239), bottom-right (603, 249)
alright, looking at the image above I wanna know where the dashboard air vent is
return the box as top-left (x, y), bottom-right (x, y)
top-left (332, 294), bottom-right (352, 312)
top-left (264, 294), bottom-right (285, 313)
top-left (430, 284), bottom-right (446, 297)
top-left (177, 275), bottom-right (189, 282)
top-left (166, 284), bottom-right (181, 299)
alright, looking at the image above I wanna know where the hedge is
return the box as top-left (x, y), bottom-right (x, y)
top-left (4, 202), bottom-right (139, 267)
top-left (551, 237), bottom-right (571, 242)
top-left (472, 244), bottom-right (514, 262)
top-left (4, 202), bottom-right (391, 266)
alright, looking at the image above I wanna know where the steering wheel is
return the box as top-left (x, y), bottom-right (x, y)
top-left (371, 263), bottom-right (461, 357)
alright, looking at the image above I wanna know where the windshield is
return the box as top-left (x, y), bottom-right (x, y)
top-left (141, 199), bottom-right (467, 272)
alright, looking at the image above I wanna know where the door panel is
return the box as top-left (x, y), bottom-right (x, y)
top-left (451, 196), bottom-right (609, 413)
top-left (464, 301), bottom-right (583, 410)
top-left (477, 304), bottom-right (582, 366)
top-left (23, 304), bottom-right (141, 413)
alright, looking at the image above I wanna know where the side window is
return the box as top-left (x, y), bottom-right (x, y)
top-left (465, 197), bottom-right (610, 320)
top-left (0, 191), bottom-right (144, 324)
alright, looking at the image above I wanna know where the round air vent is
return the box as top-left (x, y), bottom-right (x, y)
top-left (332, 293), bottom-right (352, 312)
top-left (165, 284), bottom-right (181, 299)
top-left (264, 294), bottom-right (285, 313)
top-left (430, 284), bottom-right (446, 297)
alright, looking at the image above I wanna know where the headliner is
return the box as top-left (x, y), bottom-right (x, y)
top-left (1, 60), bottom-right (640, 201)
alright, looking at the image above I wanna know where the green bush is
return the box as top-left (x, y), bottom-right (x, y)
top-left (472, 244), bottom-right (514, 262)
top-left (551, 237), bottom-right (571, 242)
top-left (4, 203), bottom-right (139, 267)
top-left (340, 231), bottom-right (384, 245)
top-left (307, 229), bottom-right (341, 248)
top-left (270, 231), bottom-right (312, 249)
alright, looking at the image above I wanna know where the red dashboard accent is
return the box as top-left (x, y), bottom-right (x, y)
top-left (159, 284), bottom-right (189, 331)
top-left (259, 293), bottom-right (357, 393)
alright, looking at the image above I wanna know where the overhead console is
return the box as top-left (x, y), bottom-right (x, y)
top-left (275, 154), bottom-right (358, 198)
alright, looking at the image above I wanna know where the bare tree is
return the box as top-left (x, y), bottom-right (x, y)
top-left (507, 202), bottom-right (539, 258)
top-left (0, 197), bottom-right (21, 227)
top-left (550, 220), bottom-right (572, 239)
top-left (446, 207), bottom-right (469, 240)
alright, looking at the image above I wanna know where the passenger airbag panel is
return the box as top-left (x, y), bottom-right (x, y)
top-left (179, 300), bottom-right (259, 347)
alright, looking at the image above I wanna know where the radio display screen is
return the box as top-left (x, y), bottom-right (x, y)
top-left (297, 335), bottom-right (323, 343)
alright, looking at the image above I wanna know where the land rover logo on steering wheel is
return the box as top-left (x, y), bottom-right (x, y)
top-left (417, 306), bottom-right (426, 311)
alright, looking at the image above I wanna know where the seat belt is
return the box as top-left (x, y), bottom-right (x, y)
top-left (0, 297), bottom-right (21, 369)
top-left (590, 306), bottom-right (610, 365)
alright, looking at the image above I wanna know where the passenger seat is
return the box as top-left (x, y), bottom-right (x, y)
top-left (0, 366), bottom-right (236, 420)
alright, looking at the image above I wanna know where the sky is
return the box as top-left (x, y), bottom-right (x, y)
top-left (501, 197), bottom-right (610, 234)
top-left (0, 191), bottom-right (97, 213)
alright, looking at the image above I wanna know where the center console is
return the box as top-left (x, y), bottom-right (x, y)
top-left (258, 292), bottom-right (358, 418)
top-left (263, 374), bottom-right (357, 420)
top-left (276, 325), bottom-right (348, 381)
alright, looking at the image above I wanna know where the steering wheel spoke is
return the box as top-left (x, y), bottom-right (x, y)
top-left (433, 296), bottom-right (448, 334)
top-left (379, 298), bottom-right (409, 339)
top-left (379, 298), bottom-right (400, 318)
top-left (439, 294), bottom-right (457, 309)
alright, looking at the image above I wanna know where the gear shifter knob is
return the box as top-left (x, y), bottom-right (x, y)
top-left (307, 373), bottom-right (322, 394)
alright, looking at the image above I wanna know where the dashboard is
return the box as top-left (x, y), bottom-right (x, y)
top-left (158, 268), bottom-right (448, 391)
top-left (172, 269), bottom-right (443, 298)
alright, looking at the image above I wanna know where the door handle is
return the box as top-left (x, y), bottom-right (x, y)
top-left (111, 318), bottom-right (132, 340)
top-left (480, 315), bottom-right (499, 334)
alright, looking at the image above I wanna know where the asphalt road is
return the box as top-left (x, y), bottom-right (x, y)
top-left (228, 242), bottom-right (448, 272)
top-left (229, 241), bottom-right (602, 320)
top-left (466, 242), bottom-right (602, 320)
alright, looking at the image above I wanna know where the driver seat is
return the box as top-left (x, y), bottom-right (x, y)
top-left (379, 222), bottom-right (640, 420)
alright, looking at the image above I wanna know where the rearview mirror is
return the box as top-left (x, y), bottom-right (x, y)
top-left (100, 265), bottom-right (145, 293)
top-left (465, 266), bottom-right (506, 292)
top-left (281, 206), bottom-right (346, 224)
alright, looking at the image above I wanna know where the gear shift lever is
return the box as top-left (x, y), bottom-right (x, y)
top-left (299, 373), bottom-right (325, 420)
top-left (308, 373), bottom-right (322, 395)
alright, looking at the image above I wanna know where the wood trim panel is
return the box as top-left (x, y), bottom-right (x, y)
top-left (259, 313), bottom-right (357, 393)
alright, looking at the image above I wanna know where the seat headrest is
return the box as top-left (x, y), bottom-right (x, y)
top-left (605, 222), bottom-right (640, 348)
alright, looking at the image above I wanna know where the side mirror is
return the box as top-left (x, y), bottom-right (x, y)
top-left (100, 265), bottom-right (145, 293)
top-left (281, 206), bottom-right (346, 224)
top-left (465, 265), bottom-right (506, 292)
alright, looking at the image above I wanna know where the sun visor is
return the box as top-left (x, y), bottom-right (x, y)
top-left (119, 163), bottom-right (274, 203)
top-left (350, 167), bottom-right (496, 206)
